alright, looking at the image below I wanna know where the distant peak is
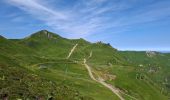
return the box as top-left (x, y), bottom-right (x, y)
top-left (41, 29), bottom-right (48, 32)
top-left (40, 30), bottom-right (48, 34)
top-left (79, 38), bottom-right (88, 42)
top-left (28, 30), bottom-right (63, 40)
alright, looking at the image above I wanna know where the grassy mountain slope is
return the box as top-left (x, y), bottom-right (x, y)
top-left (17, 30), bottom-right (73, 58)
top-left (0, 30), bottom-right (170, 100)
top-left (0, 57), bottom-right (93, 100)
top-left (0, 35), bottom-right (94, 100)
top-left (118, 51), bottom-right (170, 97)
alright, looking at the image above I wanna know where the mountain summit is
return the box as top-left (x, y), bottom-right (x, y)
top-left (27, 30), bottom-right (63, 40)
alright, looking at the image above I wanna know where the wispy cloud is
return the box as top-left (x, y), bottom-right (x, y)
top-left (7, 0), bottom-right (67, 19)
top-left (5, 0), bottom-right (170, 38)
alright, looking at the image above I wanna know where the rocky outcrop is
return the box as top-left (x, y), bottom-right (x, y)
top-left (146, 51), bottom-right (157, 57)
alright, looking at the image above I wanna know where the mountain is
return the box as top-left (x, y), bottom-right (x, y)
top-left (0, 30), bottom-right (170, 100)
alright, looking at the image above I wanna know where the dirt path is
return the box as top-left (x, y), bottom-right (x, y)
top-left (88, 51), bottom-right (93, 59)
top-left (31, 61), bottom-right (75, 68)
top-left (84, 59), bottom-right (97, 81)
top-left (67, 44), bottom-right (78, 59)
top-left (83, 59), bottom-right (125, 100)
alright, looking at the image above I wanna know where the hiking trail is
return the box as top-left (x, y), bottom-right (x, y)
top-left (67, 44), bottom-right (78, 59)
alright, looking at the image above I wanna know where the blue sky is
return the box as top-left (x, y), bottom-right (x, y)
top-left (0, 0), bottom-right (170, 51)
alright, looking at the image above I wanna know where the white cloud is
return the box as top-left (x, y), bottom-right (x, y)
top-left (5, 0), bottom-right (170, 38)
top-left (7, 0), bottom-right (67, 19)
top-left (6, 0), bottom-right (106, 38)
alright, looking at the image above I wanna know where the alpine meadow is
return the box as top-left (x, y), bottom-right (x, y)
top-left (0, 30), bottom-right (170, 100)
top-left (1, 0), bottom-right (170, 100)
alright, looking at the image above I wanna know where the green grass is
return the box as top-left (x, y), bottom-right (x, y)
top-left (29, 60), bottom-right (120, 100)
top-left (0, 30), bottom-right (170, 100)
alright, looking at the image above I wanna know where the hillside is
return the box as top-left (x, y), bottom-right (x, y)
top-left (0, 30), bottom-right (170, 100)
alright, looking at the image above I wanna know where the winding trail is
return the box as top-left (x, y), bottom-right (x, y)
top-left (83, 59), bottom-right (125, 100)
top-left (67, 44), bottom-right (78, 59)
top-left (30, 45), bottom-right (137, 100)
top-left (83, 59), bottom-right (97, 81)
